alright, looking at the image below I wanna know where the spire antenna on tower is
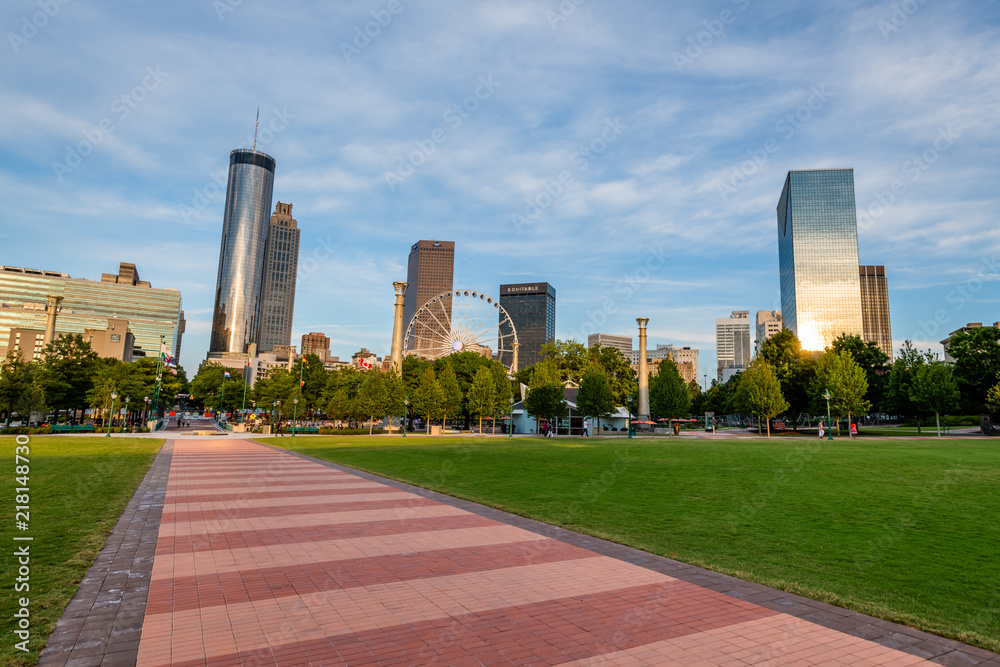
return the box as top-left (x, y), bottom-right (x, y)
top-left (253, 107), bottom-right (260, 150)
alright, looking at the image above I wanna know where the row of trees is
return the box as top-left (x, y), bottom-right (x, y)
top-left (0, 335), bottom-right (188, 426)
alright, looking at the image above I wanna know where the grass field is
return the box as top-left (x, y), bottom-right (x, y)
top-left (0, 436), bottom-right (163, 667)
top-left (269, 434), bottom-right (1000, 652)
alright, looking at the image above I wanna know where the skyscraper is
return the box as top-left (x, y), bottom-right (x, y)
top-left (755, 310), bottom-right (783, 355)
top-left (859, 265), bottom-right (892, 359)
top-left (258, 201), bottom-right (300, 352)
top-left (588, 333), bottom-right (632, 359)
top-left (777, 169), bottom-right (864, 351)
top-left (716, 310), bottom-right (751, 381)
top-left (209, 148), bottom-right (275, 356)
top-left (499, 283), bottom-right (556, 368)
top-left (402, 240), bottom-right (455, 352)
top-left (301, 331), bottom-right (330, 358)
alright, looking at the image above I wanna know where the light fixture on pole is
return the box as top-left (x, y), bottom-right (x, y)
top-left (125, 396), bottom-right (131, 429)
top-left (402, 398), bottom-right (409, 438)
top-left (106, 391), bottom-right (118, 438)
top-left (292, 397), bottom-right (299, 437)
top-left (508, 397), bottom-right (514, 439)
top-left (823, 389), bottom-right (834, 441)
top-left (627, 394), bottom-right (632, 439)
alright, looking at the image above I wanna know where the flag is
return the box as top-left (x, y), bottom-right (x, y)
top-left (300, 380), bottom-right (305, 387)
top-left (224, 370), bottom-right (231, 379)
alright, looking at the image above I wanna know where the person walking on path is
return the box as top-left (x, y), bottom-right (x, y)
top-left (818, 421), bottom-right (825, 439)
top-left (850, 422), bottom-right (858, 439)
top-left (582, 419), bottom-right (589, 437)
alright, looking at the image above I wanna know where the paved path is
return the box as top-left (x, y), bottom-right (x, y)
top-left (43, 438), bottom-right (1000, 666)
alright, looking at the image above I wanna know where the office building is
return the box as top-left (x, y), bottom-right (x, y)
top-left (208, 148), bottom-right (276, 357)
top-left (941, 322), bottom-right (1000, 362)
top-left (0, 263), bottom-right (183, 361)
top-left (83, 318), bottom-right (135, 362)
top-left (777, 168), bottom-right (864, 351)
top-left (632, 344), bottom-right (699, 384)
top-left (858, 266), bottom-right (892, 359)
top-left (259, 201), bottom-right (300, 352)
top-left (717, 310), bottom-right (751, 381)
top-left (756, 310), bottom-right (783, 355)
top-left (588, 333), bottom-right (633, 360)
top-left (499, 283), bottom-right (556, 368)
top-left (301, 331), bottom-right (330, 359)
top-left (402, 240), bottom-right (455, 353)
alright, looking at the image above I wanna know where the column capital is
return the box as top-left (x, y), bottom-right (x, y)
top-left (393, 281), bottom-right (408, 295)
top-left (636, 317), bottom-right (649, 329)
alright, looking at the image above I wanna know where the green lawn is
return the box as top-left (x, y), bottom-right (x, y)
top-left (268, 435), bottom-right (1000, 652)
top-left (1, 437), bottom-right (163, 667)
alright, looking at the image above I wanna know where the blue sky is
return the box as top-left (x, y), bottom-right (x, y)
top-left (2, 0), bottom-right (998, 383)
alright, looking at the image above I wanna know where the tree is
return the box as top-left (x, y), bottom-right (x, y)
top-left (813, 350), bottom-right (870, 434)
top-left (947, 327), bottom-right (1000, 413)
top-left (910, 362), bottom-right (960, 437)
top-left (356, 371), bottom-right (390, 435)
top-left (523, 362), bottom-right (567, 434)
top-left (490, 363), bottom-right (514, 434)
top-left (412, 368), bottom-right (446, 433)
top-left (0, 355), bottom-right (30, 426)
top-left (734, 358), bottom-right (789, 437)
top-left (35, 334), bottom-right (99, 422)
top-left (467, 367), bottom-right (497, 432)
top-left (437, 364), bottom-right (464, 428)
top-left (433, 352), bottom-right (494, 426)
top-left (323, 366), bottom-right (364, 426)
top-left (586, 344), bottom-right (637, 406)
top-left (576, 367), bottom-right (615, 433)
top-left (648, 359), bottom-right (690, 421)
top-left (540, 340), bottom-right (589, 385)
top-left (831, 334), bottom-right (890, 412)
top-left (192, 362), bottom-right (249, 411)
top-left (760, 329), bottom-right (815, 430)
top-left (986, 375), bottom-right (1000, 415)
top-left (886, 341), bottom-right (935, 433)
top-left (292, 353), bottom-right (328, 415)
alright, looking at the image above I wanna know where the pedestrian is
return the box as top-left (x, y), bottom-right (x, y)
top-left (582, 418), bottom-right (589, 437)
top-left (850, 422), bottom-right (858, 439)
top-left (818, 421), bottom-right (825, 439)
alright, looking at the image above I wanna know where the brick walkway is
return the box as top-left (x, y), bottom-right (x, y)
top-left (47, 437), bottom-right (1000, 666)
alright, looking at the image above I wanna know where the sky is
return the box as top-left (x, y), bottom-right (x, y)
top-left (2, 0), bottom-right (998, 385)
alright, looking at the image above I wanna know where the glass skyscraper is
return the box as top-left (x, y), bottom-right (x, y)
top-left (209, 149), bottom-right (275, 356)
top-left (498, 283), bottom-right (555, 368)
top-left (777, 169), bottom-right (863, 351)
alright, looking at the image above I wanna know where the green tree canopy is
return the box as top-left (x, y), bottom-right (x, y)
top-left (648, 359), bottom-right (690, 420)
top-left (490, 363), bottom-right (514, 433)
top-left (910, 362), bottom-right (960, 437)
top-left (412, 368), bottom-right (446, 433)
top-left (885, 341), bottom-right (935, 432)
top-left (947, 327), bottom-right (1000, 413)
top-left (35, 333), bottom-right (99, 422)
top-left (523, 361), bottom-right (567, 429)
top-left (734, 358), bottom-right (789, 437)
top-left (760, 329), bottom-right (815, 430)
top-left (576, 367), bottom-right (615, 432)
top-left (813, 349), bottom-right (870, 433)
top-left (437, 363), bottom-right (464, 427)
top-left (831, 334), bottom-right (890, 412)
top-left (467, 366), bottom-right (498, 432)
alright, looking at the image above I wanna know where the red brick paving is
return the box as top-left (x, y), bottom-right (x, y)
top-left (136, 439), bottom-right (941, 666)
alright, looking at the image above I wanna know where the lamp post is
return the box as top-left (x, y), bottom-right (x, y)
top-left (402, 399), bottom-right (409, 438)
top-left (106, 391), bottom-right (118, 438)
top-left (508, 397), bottom-right (514, 439)
top-left (823, 390), bottom-right (834, 441)
top-left (704, 374), bottom-right (708, 392)
top-left (627, 394), bottom-right (632, 439)
top-left (143, 396), bottom-right (150, 426)
top-left (292, 397), bottom-right (299, 437)
top-left (124, 396), bottom-right (131, 430)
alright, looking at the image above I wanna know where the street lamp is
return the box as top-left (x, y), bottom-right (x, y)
top-left (402, 399), bottom-right (409, 438)
top-left (823, 390), bottom-right (834, 441)
top-left (292, 397), bottom-right (299, 437)
top-left (627, 394), bottom-right (632, 439)
top-left (143, 396), bottom-right (150, 424)
top-left (106, 391), bottom-right (118, 438)
top-left (125, 396), bottom-right (131, 430)
top-left (508, 397), bottom-right (514, 439)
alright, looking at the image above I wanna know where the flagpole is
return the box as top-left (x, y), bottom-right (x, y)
top-left (152, 335), bottom-right (164, 423)
top-left (219, 371), bottom-right (226, 422)
top-left (241, 361), bottom-right (248, 421)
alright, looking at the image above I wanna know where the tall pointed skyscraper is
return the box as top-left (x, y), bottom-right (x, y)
top-left (208, 148), bottom-right (275, 357)
top-left (777, 169), bottom-right (863, 351)
top-left (259, 202), bottom-right (300, 352)
top-left (402, 240), bottom-right (455, 353)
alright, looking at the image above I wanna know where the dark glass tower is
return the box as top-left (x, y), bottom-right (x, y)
top-left (498, 283), bottom-right (555, 368)
top-left (777, 169), bottom-right (863, 351)
top-left (259, 202), bottom-right (300, 352)
top-left (209, 149), bottom-right (275, 355)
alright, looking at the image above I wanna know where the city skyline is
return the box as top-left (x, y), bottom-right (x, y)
top-left (2, 1), bottom-right (998, 376)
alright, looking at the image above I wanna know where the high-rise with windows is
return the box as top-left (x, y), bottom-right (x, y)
top-left (716, 310), bottom-right (751, 381)
top-left (402, 240), bottom-right (455, 353)
top-left (777, 169), bottom-right (864, 351)
top-left (756, 310), bottom-right (783, 355)
top-left (209, 148), bottom-right (275, 356)
top-left (499, 283), bottom-right (555, 368)
top-left (859, 265), bottom-right (892, 359)
top-left (588, 333), bottom-right (633, 359)
top-left (259, 201), bottom-right (300, 352)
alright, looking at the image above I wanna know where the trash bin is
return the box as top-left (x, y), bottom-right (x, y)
top-left (672, 422), bottom-right (681, 436)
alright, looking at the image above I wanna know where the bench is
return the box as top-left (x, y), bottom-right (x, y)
top-left (291, 426), bottom-right (320, 434)
top-left (52, 424), bottom-right (97, 433)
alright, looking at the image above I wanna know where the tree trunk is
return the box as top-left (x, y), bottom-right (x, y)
top-left (369, 414), bottom-right (374, 435)
top-left (935, 411), bottom-right (941, 437)
top-left (916, 417), bottom-right (921, 435)
top-left (766, 417), bottom-right (770, 438)
top-left (757, 416), bottom-right (762, 436)
top-left (478, 416), bottom-right (482, 432)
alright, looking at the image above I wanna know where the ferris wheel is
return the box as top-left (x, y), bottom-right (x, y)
top-left (403, 290), bottom-right (519, 371)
